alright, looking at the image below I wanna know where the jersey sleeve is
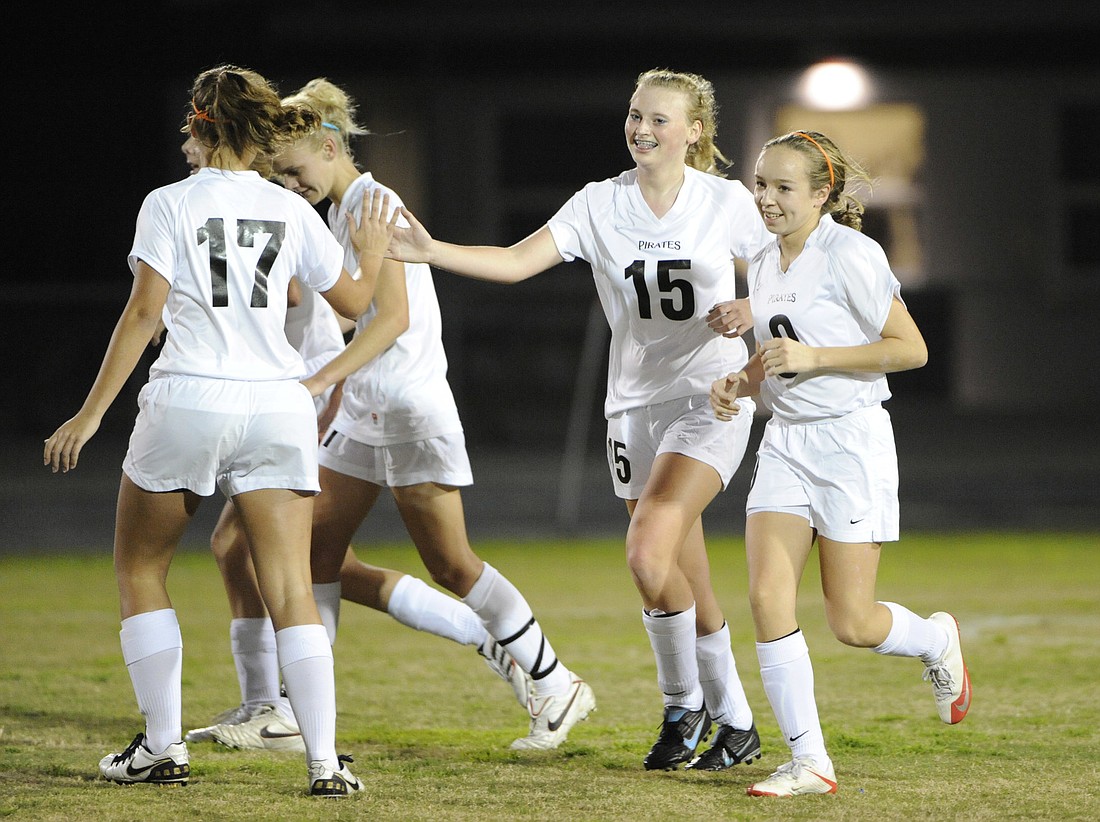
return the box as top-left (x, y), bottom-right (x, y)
top-left (545, 186), bottom-right (592, 263)
top-left (835, 235), bottom-right (902, 338)
top-left (128, 189), bottom-right (176, 284)
top-left (296, 202), bottom-right (346, 293)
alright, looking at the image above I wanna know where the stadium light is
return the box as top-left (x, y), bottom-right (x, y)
top-left (798, 60), bottom-right (872, 111)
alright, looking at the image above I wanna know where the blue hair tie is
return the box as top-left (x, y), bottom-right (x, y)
top-left (321, 121), bottom-right (340, 131)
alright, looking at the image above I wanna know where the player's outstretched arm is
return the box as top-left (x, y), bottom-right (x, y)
top-left (389, 208), bottom-right (563, 284)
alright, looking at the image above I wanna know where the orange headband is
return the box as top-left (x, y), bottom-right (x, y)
top-left (191, 99), bottom-right (218, 124)
top-left (794, 131), bottom-right (834, 188)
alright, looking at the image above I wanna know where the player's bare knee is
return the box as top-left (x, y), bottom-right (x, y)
top-left (827, 613), bottom-right (878, 648)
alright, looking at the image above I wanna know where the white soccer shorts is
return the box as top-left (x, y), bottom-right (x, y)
top-left (605, 393), bottom-right (755, 500)
top-left (746, 404), bottom-right (900, 543)
top-left (123, 375), bottom-right (321, 497)
top-left (317, 428), bottom-right (473, 488)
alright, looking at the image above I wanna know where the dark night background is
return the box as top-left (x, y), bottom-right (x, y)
top-left (5, 1), bottom-right (1099, 551)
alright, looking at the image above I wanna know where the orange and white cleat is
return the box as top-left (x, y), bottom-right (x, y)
top-left (924, 612), bottom-right (971, 724)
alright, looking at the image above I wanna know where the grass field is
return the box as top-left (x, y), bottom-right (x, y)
top-left (2, 532), bottom-right (1098, 820)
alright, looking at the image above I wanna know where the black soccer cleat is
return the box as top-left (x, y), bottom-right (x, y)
top-left (685, 722), bottom-right (762, 771)
top-left (643, 706), bottom-right (712, 771)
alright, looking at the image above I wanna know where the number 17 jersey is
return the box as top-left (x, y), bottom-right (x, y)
top-left (546, 166), bottom-right (769, 418)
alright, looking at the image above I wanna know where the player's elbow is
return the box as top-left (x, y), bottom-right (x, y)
top-left (909, 338), bottom-right (928, 370)
top-left (380, 305), bottom-right (410, 340)
top-left (899, 340), bottom-right (928, 371)
top-left (394, 306), bottom-right (410, 336)
top-left (326, 289), bottom-right (373, 321)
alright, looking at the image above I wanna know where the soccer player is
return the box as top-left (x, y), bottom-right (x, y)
top-left (386, 68), bottom-right (770, 771)
top-left (269, 77), bottom-right (590, 751)
top-left (710, 130), bottom-right (971, 797)
top-left (42, 64), bottom-right (396, 796)
top-left (178, 137), bottom-right (530, 755)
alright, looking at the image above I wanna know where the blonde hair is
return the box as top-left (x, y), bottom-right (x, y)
top-left (634, 68), bottom-right (729, 177)
top-left (281, 77), bottom-right (371, 160)
top-left (184, 65), bottom-right (320, 169)
top-left (764, 130), bottom-right (872, 231)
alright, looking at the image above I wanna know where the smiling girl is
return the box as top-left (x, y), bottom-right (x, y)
top-left (711, 130), bottom-right (971, 797)
top-left (387, 68), bottom-right (771, 771)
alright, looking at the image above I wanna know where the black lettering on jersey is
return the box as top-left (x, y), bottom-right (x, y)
top-left (768, 314), bottom-right (800, 378)
top-left (197, 217), bottom-right (229, 306)
top-left (238, 220), bottom-right (285, 308)
top-left (624, 259), bottom-right (695, 321)
top-left (197, 217), bottom-right (287, 309)
top-left (638, 240), bottom-right (682, 251)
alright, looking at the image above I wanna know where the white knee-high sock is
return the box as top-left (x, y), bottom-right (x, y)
top-left (387, 574), bottom-right (488, 647)
top-left (873, 601), bottom-right (949, 663)
top-left (696, 622), bottom-right (753, 728)
top-left (757, 630), bottom-right (828, 763)
top-left (276, 624), bottom-right (336, 764)
top-left (120, 608), bottom-right (183, 754)
top-left (463, 562), bottom-right (569, 696)
top-left (312, 582), bottom-right (342, 645)
top-left (230, 617), bottom-right (281, 707)
top-left (643, 605), bottom-right (704, 711)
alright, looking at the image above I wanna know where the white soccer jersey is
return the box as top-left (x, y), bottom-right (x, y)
top-left (749, 214), bottom-right (903, 423)
top-left (327, 173), bottom-right (462, 445)
top-left (546, 166), bottom-right (770, 418)
top-left (284, 280), bottom-right (345, 378)
top-left (130, 168), bottom-right (345, 381)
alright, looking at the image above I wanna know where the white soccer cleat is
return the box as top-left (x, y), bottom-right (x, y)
top-left (510, 675), bottom-right (596, 750)
top-left (99, 733), bottom-right (190, 786)
top-left (923, 611), bottom-right (971, 724)
top-left (184, 703), bottom-right (253, 743)
top-left (308, 754), bottom-right (362, 797)
top-left (209, 703), bottom-right (305, 753)
top-left (746, 755), bottom-right (837, 797)
top-left (478, 636), bottom-right (533, 708)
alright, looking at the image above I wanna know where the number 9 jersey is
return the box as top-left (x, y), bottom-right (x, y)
top-left (129, 168), bottom-right (345, 382)
top-left (546, 166), bottom-right (768, 418)
top-left (749, 214), bottom-right (903, 423)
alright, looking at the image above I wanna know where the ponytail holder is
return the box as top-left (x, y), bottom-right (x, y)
top-left (794, 131), bottom-right (834, 188)
top-left (321, 121), bottom-right (340, 131)
top-left (191, 99), bottom-right (219, 124)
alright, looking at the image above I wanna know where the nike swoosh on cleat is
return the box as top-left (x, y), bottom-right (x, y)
top-left (125, 759), bottom-right (166, 777)
top-left (952, 670), bottom-right (971, 719)
top-left (547, 689), bottom-right (581, 732)
top-left (259, 725), bottom-right (302, 739)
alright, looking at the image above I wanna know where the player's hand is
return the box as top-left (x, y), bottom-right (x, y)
top-left (348, 189), bottom-right (399, 258)
top-left (710, 371), bottom-right (746, 421)
top-left (706, 299), bottom-right (753, 338)
top-left (387, 206), bottom-right (434, 263)
top-left (43, 412), bottom-right (102, 473)
top-left (759, 337), bottom-right (815, 377)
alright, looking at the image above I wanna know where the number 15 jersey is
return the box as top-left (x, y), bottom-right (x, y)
top-left (546, 166), bottom-right (769, 418)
